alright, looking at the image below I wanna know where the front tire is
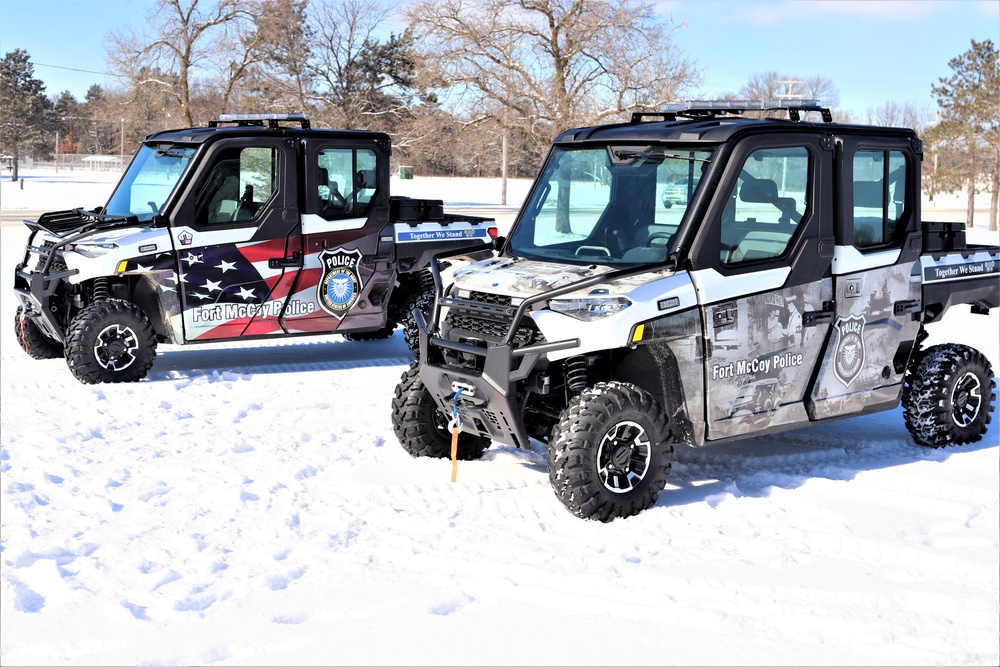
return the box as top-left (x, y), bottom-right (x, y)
top-left (548, 381), bottom-right (673, 522)
top-left (903, 344), bottom-right (995, 447)
top-left (65, 300), bottom-right (157, 384)
top-left (391, 361), bottom-right (490, 460)
top-left (14, 306), bottom-right (64, 359)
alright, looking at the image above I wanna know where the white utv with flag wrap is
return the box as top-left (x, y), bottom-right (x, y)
top-left (391, 100), bottom-right (999, 522)
top-left (13, 114), bottom-right (497, 384)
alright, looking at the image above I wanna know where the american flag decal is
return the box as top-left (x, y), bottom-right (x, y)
top-left (182, 238), bottom-right (305, 340)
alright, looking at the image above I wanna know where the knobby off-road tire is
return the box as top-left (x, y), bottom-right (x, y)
top-left (391, 361), bottom-right (490, 460)
top-left (400, 286), bottom-right (435, 355)
top-left (65, 299), bottom-right (157, 384)
top-left (548, 381), bottom-right (673, 522)
top-left (903, 343), bottom-right (995, 447)
top-left (14, 306), bottom-right (64, 359)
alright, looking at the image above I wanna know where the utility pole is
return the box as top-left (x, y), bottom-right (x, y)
top-left (775, 80), bottom-right (805, 100)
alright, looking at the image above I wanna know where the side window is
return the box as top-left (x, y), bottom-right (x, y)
top-left (317, 147), bottom-right (378, 219)
top-left (720, 146), bottom-right (809, 265)
top-left (852, 150), bottom-right (906, 248)
top-left (195, 146), bottom-right (277, 226)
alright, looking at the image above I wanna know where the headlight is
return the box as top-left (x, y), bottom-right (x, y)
top-left (549, 296), bottom-right (631, 321)
top-left (70, 242), bottom-right (119, 258)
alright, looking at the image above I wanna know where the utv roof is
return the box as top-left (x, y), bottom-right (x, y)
top-left (554, 100), bottom-right (920, 146)
top-left (143, 113), bottom-right (389, 145)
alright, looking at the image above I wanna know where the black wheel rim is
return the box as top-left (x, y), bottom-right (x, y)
top-left (93, 324), bottom-right (139, 371)
top-left (432, 403), bottom-right (454, 438)
top-left (596, 420), bottom-right (650, 493)
top-left (951, 371), bottom-right (982, 427)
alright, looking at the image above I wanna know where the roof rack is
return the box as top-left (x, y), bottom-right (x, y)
top-left (631, 99), bottom-right (833, 124)
top-left (208, 113), bottom-right (311, 129)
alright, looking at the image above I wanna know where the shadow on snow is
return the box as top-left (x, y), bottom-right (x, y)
top-left (145, 331), bottom-right (414, 380)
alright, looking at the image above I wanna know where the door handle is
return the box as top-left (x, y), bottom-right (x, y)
top-left (803, 309), bottom-right (834, 327)
top-left (893, 299), bottom-right (921, 316)
top-left (268, 251), bottom-right (302, 269)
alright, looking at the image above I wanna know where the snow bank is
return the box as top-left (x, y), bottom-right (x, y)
top-left (0, 168), bottom-right (534, 213)
top-left (0, 172), bottom-right (997, 666)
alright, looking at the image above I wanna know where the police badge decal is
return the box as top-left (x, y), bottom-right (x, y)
top-left (833, 314), bottom-right (866, 387)
top-left (318, 248), bottom-right (363, 318)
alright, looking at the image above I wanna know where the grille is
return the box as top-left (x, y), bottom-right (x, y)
top-left (444, 290), bottom-right (545, 347)
top-left (34, 247), bottom-right (67, 274)
top-left (468, 290), bottom-right (511, 306)
top-left (444, 311), bottom-right (544, 346)
top-left (34, 254), bottom-right (67, 274)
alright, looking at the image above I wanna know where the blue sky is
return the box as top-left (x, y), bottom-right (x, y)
top-left (0, 0), bottom-right (997, 120)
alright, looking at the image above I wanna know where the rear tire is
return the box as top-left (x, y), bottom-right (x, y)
top-left (14, 306), bottom-right (64, 359)
top-left (548, 381), bottom-right (673, 521)
top-left (400, 285), bottom-right (435, 354)
top-left (903, 343), bottom-right (995, 447)
top-left (65, 300), bottom-right (157, 384)
top-left (391, 361), bottom-right (490, 460)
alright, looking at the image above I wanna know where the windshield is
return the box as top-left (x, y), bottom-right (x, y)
top-left (104, 144), bottom-right (197, 221)
top-left (508, 145), bottom-right (713, 266)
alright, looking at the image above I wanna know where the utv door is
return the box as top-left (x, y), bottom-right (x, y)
top-left (807, 140), bottom-right (923, 419)
top-left (276, 139), bottom-right (396, 334)
top-left (170, 137), bottom-right (302, 342)
top-left (692, 139), bottom-right (835, 440)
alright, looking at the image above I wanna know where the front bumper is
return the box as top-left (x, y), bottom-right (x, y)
top-left (415, 308), bottom-right (578, 449)
top-left (14, 250), bottom-right (77, 343)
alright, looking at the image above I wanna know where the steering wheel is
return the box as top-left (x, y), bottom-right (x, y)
top-left (575, 245), bottom-right (612, 257)
top-left (644, 232), bottom-right (672, 247)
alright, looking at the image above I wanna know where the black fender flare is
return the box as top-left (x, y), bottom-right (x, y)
top-left (613, 343), bottom-right (696, 446)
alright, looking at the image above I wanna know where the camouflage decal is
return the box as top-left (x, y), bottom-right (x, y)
top-left (705, 280), bottom-right (832, 440)
top-left (452, 258), bottom-right (673, 298)
top-left (809, 263), bottom-right (922, 420)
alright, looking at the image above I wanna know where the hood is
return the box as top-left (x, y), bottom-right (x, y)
top-left (452, 257), bottom-right (675, 298)
top-left (31, 208), bottom-right (152, 240)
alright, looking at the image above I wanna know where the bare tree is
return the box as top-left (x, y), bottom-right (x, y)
top-left (307, 0), bottom-right (419, 129)
top-left (106, 0), bottom-right (259, 126)
top-left (411, 0), bottom-right (697, 129)
top-left (737, 71), bottom-right (841, 119)
top-left (408, 0), bottom-right (698, 202)
top-left (249, 0), bottom-right (313, 112)
top-left (864, 101), bottom-right (925, 131)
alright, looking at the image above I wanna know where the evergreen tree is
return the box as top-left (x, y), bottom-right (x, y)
top-left (0, 49), bottom-right (57, 180)
top-left (931, 39), bottom-right (999, 231)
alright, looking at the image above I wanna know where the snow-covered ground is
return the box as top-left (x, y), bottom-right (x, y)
top-left (1, 170), bottom-right (998, 666)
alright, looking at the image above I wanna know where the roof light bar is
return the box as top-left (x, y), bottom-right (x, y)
top-left (209, 113), bottom-right (311, 129)
top-left (661, 99), bottom-right (822, 112)
top-left (632, 99), bottom-right (833, 124)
